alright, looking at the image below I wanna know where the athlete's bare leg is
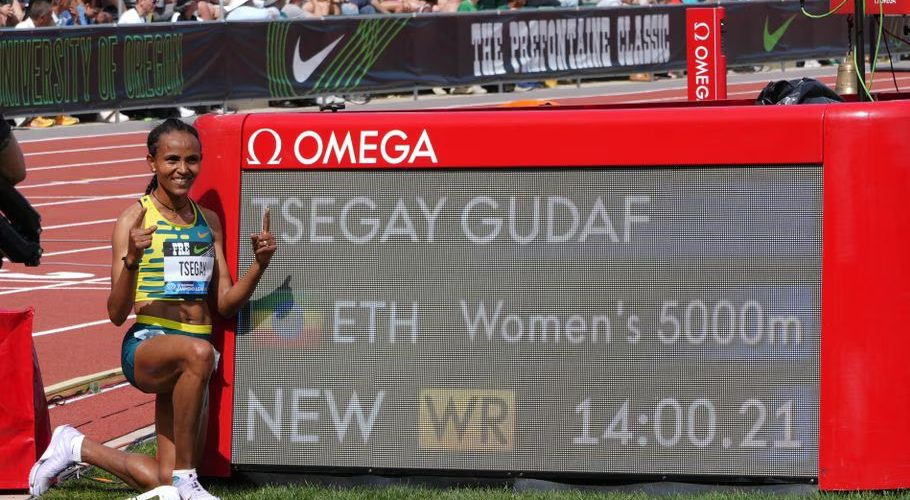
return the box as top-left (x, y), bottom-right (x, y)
top-left (133, 335), bottom-right (216, 470)
top-left (79, 439), bottom-right (161, 491)
top-left (155, 393), bottom-right (177, 484)
top-left (194, 391), bottom-right (210, 465)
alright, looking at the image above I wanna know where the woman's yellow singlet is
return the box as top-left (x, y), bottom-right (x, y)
top-left (134, 195), bottom-right (215, 302)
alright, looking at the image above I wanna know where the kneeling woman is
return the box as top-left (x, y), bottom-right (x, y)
top-left (29, 119), bottom-right (277, 500)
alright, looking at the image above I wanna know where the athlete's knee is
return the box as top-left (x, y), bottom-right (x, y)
top-left (183, 340), bottom-right (215, 375)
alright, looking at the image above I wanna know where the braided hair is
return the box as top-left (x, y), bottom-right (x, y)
top-left (144, 118), bottom-right (201, 195)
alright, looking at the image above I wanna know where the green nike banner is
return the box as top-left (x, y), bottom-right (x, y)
top-left (723, 0), bottom-right (849, 65)
top-left (228, 9), bottom-right (690, 100)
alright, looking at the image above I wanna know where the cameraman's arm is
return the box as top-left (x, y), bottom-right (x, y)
top-left (0, 117), bottom-right (26, 185)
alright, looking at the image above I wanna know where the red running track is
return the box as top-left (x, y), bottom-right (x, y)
top-left (2, 129), bottom-right (153, 445)
top-left (2, 68), bottom-right (906, 450)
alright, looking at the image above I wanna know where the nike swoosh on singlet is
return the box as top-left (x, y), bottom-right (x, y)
top-left (292, 36), bottom-right (345, 84)
top-left (192, 245), bottom-right (208, 255)
top-left (763, 15), bottom-right (797, 52)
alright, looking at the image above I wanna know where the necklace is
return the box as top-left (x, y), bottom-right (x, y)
top-left (152, 190), bottom-right (188, 214)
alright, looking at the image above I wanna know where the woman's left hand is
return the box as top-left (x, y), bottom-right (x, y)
top-left (250, 208), bottom-right (277, 267)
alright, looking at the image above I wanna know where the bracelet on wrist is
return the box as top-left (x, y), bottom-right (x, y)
top-left (122, 256), bottom-right (139, 271)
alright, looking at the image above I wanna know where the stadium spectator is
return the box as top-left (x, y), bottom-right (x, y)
top-left (456, 0), bottom-right (476, 11)
top-left (497, 0), bottom-right (523, 9)
top-left (0, 0), bottom-right (25, 27)
top-left (86, 0), bottom-right (118, 22)
top-left (14, 0), bottom-right (52, 27)
top-left (412, 0), bottom-right (436, 12)
top-left (378, 0), bottom-right (408, 11)
top-left (260, 0), bottom-right (283, 17)
top-left (224, 0), bottom-right (278, 20)
top-left (170, 0), bottom-right (193, 19)
top-left (79, 0), bottom-right (102, 23)
top-left (0, 113), bottom-right (26, 186)
top-left (170, 0), bottom-right (216, 21)
top-left (118, 0), bottom-right (152, 23)
top-left (53, 0), bottom-right (81, 24)
top-left (168, 0), bottom-right (215, 23)
top-left (300, 0), bottom-right (338, 16)
top-left (596, 0), bottom-right (643, 7)
top-left (435, 0), bottom-right (455, 11)
top-left (282, 0), bottom-right (314, 17)
top-left (28, 118), bottom-right (277, 500)
top-left (339, 0), bottom-right (377, 15)
top-left (525, 0), bottom-right (558, 7)
top-left (196, 0), bottom-right (216, 18)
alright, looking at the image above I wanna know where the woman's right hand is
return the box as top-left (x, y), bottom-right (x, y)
top-left (126, 207), bottom-right (156, 265)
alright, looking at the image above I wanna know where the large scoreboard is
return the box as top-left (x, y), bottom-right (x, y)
top-left (192, 99), bottom-right (910, 490)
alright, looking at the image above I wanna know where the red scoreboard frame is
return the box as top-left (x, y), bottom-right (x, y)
top-left (192, 99), bottom-right (910, 490)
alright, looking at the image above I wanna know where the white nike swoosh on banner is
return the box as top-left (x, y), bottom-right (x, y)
top-left (292, 35), bottom-right (344, 84)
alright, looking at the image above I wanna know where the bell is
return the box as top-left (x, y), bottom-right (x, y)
top-left (835, 51), bottom-right (857, 95)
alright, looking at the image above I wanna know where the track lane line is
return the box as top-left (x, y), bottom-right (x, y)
top-left (34, 192), bottom-right (144, 208)
top-left (25, 144), bottom-right (145, 157)
top-left (41, 245), bottom-right (112, 257)
top-left (18, 130), bottom-right (147, 144)
top-left (0, 276), bottom-right (109, 296)
top-left (19, 173), bottom-right (150, 190)
top-left (44, 218), bottom-right (118, 230)
top-left (34, 316), bottom-right (134, 338)
top-left (29, 158), bottom-right (146, 172)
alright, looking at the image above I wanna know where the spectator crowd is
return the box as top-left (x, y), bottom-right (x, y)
top-left (1, 0), bottom-right (688, 35)
top-left (2, 0), bottom-right (690, 126)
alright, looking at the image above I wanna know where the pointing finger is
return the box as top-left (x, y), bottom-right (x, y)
top-left (133, 207), bottom-right (147, 228)
top-left (262, 208), bottom-right (270, 234)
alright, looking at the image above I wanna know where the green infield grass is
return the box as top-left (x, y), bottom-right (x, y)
top-left (38, 440), bottom-right (910, 500)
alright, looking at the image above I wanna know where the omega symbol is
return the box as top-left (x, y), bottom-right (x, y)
top-left (247, 128), bottom-right (283, 166)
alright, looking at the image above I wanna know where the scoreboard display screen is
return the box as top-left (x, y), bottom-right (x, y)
top-left (231, 166), bottom-right (821, 477)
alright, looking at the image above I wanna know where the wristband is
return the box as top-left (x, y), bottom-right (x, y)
top-left (122, 256), bottom-right (139, 271)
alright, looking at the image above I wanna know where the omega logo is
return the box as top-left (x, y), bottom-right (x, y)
top-left (692, 21), bottom-right (710, 42)
top-left (246, 128), bottom-right (439, 166)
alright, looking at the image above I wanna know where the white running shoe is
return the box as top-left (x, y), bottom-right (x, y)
top-left (173, 472), bottom-right (220, 500)
top-left (28, 424), bottom-right (82, 496)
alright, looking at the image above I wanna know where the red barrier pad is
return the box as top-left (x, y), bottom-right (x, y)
top-left (0, 308), bottom-right (51, 490)
top-left (686, 7), bottom-right (727, 101)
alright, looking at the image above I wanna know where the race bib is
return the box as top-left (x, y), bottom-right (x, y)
top-left (163, 240), bottom-right (214, 296)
